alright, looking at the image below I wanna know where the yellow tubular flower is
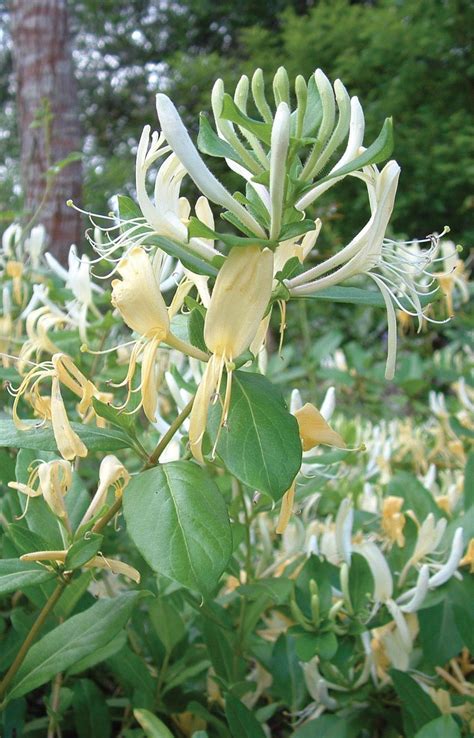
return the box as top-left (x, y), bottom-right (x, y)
top-left (111, 246), bottom-right (207, 422)
top-left (189, 245), bottom-right (274, 462)
top-left (79, 454), bottom-right (130, 527)
top-left (9, 459), bottom-right (73, 524)
top-left (294, 402), bottom-right (346, 451)
top-left (6, 261), bottom-right (24, 305)
top-left (51, 376), bottom-right (88, 460)
top-left (20, 550), bottom-right (140, 583)
top-left (276, 400), bottom-right (346, 534)
top-left (381, 496), bottom-right (406, 547)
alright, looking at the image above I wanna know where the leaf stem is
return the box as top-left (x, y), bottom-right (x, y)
top-left (0, 576), bottom-right (69, 703)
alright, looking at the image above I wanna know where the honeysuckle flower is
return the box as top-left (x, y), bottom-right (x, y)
top-left (6, 260), bottom-right (25, 305)
top-left (45, 245), bottom-right (103, 342)
top-left (188, 245), bottom-right (274, 462)
top-left (460, 538), bottom-right (474, 573)
top-left (434, 239), bottom-right (469, 316)
top-left (20, 550), bottom-right (140, 583)
top-left (110, 246), bottom-right (208, 422)
top-left (0, 286), bottom-right (12, 365)
top-left (17, 306), bottom-right (65, 370)
top-left (381, 495), bottom-right (406, 547)
top-left (8, 458), bottom-right (72, 524)
top-left (79, 454), bottom-right (130, 527)
top-left (398, 512), bottom-right (447, 585)
top-left (2, 223), bottom-right (22, 259)
top-left (287, 161), bottom-right (450, 379)
top-left (156, 93), bottom-right (267, 239)
top-left (11, 352), bottom-right (105, 460)
top-left (24, 224), bottom-right (46, 269)
top-left (276, 391), bottom-right (344, 534)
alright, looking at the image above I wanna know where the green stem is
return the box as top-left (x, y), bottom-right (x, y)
top-left (145, 397), bottom-right (194, 468)
top-left (0, 577), bottom-right (69, 703)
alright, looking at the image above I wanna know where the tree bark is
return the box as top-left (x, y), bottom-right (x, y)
top-left (10, 0), bottom-right (82, 263)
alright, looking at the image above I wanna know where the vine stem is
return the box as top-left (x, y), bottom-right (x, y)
top-left (0, 397), bottom-right (195, 704)
top-left (145, 396), bottom-right (194, 468)
top-left (0, 577), bottom-right (69, 702)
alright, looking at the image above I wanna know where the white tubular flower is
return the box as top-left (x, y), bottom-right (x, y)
top-left (156, 93), bottom-right (266, 238)
top-left (2, 223), bottom-right (22, 258)
top-left (24, 224), bottom-right (46, 269)
top-left (398, 565), bottom-right (430, 613)
top-left (20, 550), bottom-right (140, 583)
top-left (269, 102), bottom-right (290, 240)
top-left (398, 513), bottom-right (447, 585)
top-left (353, 540), bottom-right (394, 603)
top-left (428, 527), bottom-right (464, 587)
top-left (335, 498), bottom-right (353, 565)
top-left (288, 161), bottom-right (449, 380)
top-left (320, 387), bottom-right (336, 421)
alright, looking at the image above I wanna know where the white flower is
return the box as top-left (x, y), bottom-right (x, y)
top-left (24, 224), bottom-right (46, 269)
top-left (2, 223), bottom-right (22, 259)
top-left (287, 161), bottom-right (450, 379)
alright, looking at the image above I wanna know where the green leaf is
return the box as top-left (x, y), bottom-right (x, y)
top-left (390, 670), bottom-right (441, 734)
top-left (0, 419), bottom-right (132, 453)
top-left (319, 117), bottom-right (394, 184)
top-left (348, 553), bottom-right (374, 613)
top-left (91, 398), bottom-right (137, 437)
top-left (208, 372), bottom-right (302, 501)
top-left (418, 601), bottom-right (463, 666)
top-left (270, 634), bottom-right (305, 710)
top-left (292, 629), bottom-right (338, 661)
top-left (224, 694), bottom-right (266, 738)
top-left (67, 632), bottom-right (127, 676)
top-left (149, 598), bottom-right (185, 653)
top-left (73, 680), bottom-right (111, 738)
top-left (414, 716), bottom-right (461, 738)
top-left (293, 713), bottom-right (364, 738)
top-left (107, 645), bottom-right (155, 709)
top-left (188, 216), bottom-right (271, 249)
top-left (0, 559), bottom-right (56, 595)
top-left (65, 533), bottom-right (103, 570)
top-left (133, 709), bottom-right (174, 738)
top-left (221, 94), bottom-right (272, 145)
top-left (237, 578), bottom-right (293, 605)
top-left (450, 416), bottom-right (474, 439)
top-left (47, 151), bottom-right (82, 177)
top-left (123, 462), bottom-right (232, 596)
top-left (198, 114), bottom-right (246, 167)
top-left (464, 452), bottom-right (474, 509)
top-left (7, 591), bottom-right (143, 701)
top-left (278, 219), bottom-right (317, 241)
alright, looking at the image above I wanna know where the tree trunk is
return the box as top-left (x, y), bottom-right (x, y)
top-left (10, 0), bottom-right (82, 264)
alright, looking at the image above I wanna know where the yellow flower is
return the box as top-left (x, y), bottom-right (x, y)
top-left (111, 246), bottom-right (207, 422)
top-left (20, 550), bottom-right (140, 583)
top-left (6, 260), bottom-right (24, 305)
top-left (9, 459), bottom-right (73, 524)
top-left (11, 352), bottom-right (102, 461)
top-left (381, 496), bottom-right (406, 547)
top-left (79, 454), bottom-right (130, 527)
top-left (294, 402), bottom-right (346, 451)
top-left (276, 401), bottom-right (345, 534)
top-left (189, 245), bottom-right (274, 462)
top-left (460, 538), bottom-right (474, 573)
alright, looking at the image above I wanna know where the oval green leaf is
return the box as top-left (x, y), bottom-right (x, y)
top-left (123, 462), bottom-right (232, 596)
